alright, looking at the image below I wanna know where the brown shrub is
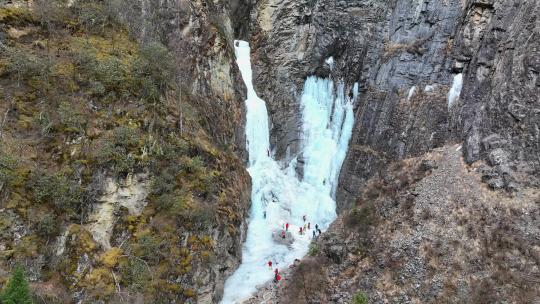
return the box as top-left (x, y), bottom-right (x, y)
top-left (282, 256), bottom-right (329, 304)
top-left (470, 278), bottom-right (499, 304)
top-left (382, 39), bottom-right (427, 60)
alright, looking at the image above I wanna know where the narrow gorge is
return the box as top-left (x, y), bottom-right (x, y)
top-left (0, 0), bottom-right (538, 303)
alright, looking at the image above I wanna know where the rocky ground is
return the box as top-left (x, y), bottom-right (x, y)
top-left (253, 145), bottom-right (539, 303)
top-left (243, 266), bottom-right (291, 304)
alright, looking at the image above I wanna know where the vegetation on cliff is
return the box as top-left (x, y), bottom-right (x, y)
top-left (0, 1), bottom-right (248, 302)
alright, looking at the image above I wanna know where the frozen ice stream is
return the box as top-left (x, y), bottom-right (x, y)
top-left (221, 41), bottom-right (357, 304)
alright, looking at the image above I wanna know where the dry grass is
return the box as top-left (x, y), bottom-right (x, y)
top-left (382, 38), bottom-right (428, 60)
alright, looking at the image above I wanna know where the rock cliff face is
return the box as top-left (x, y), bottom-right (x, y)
top-left (452, 0), bottom-right (539, 191)
top-left (0, 1), bottom-right (251, 303)
top-left (83, 1), bottom-right (253, 302)
top-left (124, 0), bottom-right (247, 153)
top-left (244, 0), bottom-right (539, 210)
top-left (238, 0), bottom-right (539, 302)
top-left (122, 3), bottom-right (253, 299)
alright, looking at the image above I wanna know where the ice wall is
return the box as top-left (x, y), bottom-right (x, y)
top-left (221, 41), bottom-right (357, 304)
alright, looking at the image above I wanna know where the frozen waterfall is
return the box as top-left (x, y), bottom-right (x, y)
top-left (221, 41), bottom-right (357, 304)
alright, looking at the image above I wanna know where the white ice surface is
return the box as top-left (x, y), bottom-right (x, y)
top-left (407, 85), bottom-right (416, 101)
top-left (221, 41), bottom-right (356, 303)
top-left (447, 73), bottom-right (463, 108)
top-left (325, 56), bottom-right (335, 69)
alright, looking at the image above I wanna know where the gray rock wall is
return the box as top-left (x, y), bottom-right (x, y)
top-left (453, 0), bottom-right (540, 191)
top-left (247, 0), bottom-right (539, 211)
top-left (336, 0), bottom-right (465, 211)
top-left (250, 0), bottom-right (376, 163)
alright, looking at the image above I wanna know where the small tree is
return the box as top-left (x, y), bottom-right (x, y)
top-left (131, 42), bottom-right (175, 104)
top-left (308, 242), bottom-right (319, 256)
top-left (0, 151), bottom-right (18, 193)
top-left (30, 172), bottom-right (84, 217)
top-left (0, 264), bottom-right (33, 304)
top-left (72, 1), bottom-right (107, 35)
top-left (352, 291), bottom-right (368, 304)
top-left (4, 48), bottom-right (51, 87)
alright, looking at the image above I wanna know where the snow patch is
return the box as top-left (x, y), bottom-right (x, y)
top-left (325, 57), bottom-right (335, 69)
top-left (424, 84), bottom-right (435, 92)
top-left (448, 74), bottom-right (463, 108)
top-left (407, 86), bottom-right (416, 101)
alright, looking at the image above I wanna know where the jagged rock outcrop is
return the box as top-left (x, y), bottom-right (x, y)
top-left (452, 0), bottom-right (540, 192)
top-left (123, 0), bottom-right (247, 155)
top-left (86, 173), bottom-right (149, 250)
